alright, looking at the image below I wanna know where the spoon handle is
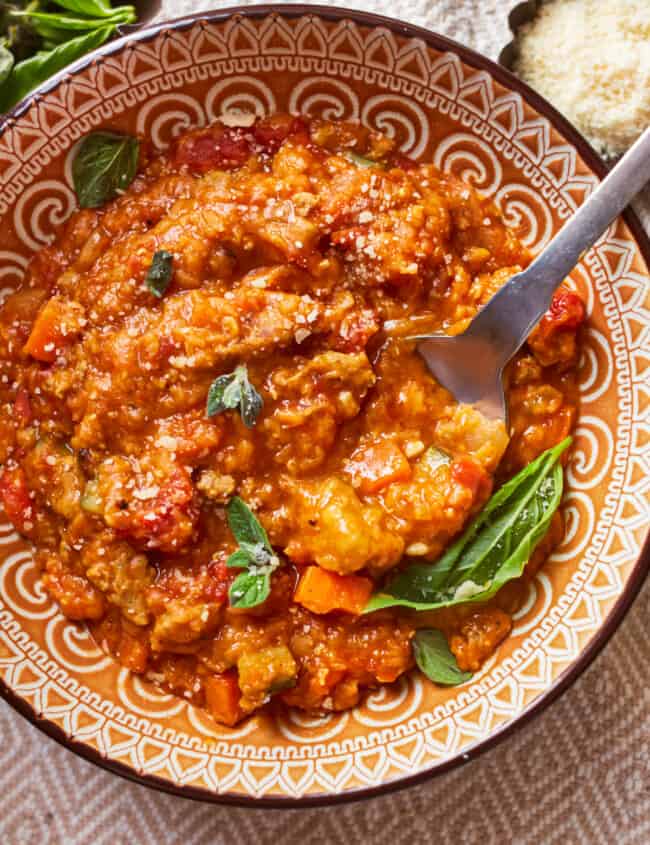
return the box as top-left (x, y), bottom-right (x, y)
top-left (528, 127), bottom-right (650, 285)
top-left (476, 127), bottom-right (650, 347)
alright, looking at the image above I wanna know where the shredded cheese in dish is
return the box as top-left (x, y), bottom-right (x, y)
top-left (514, 0), bottom-right (650, 157)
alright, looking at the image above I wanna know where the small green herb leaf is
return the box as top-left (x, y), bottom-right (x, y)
top-left (0, 26), bottom-right (113, 112)
top-left (145, 250), bottom-right (173, 298)
top-left (227, 497), bottom-right (270, 548)
top-left (206, 365), bottom-right (263, 427)
top-left (11, 8), bottom-right (135, 39)
top-left (72, 130), bottom-right (139, 208)
top-left (225, 497), bottom-right (280, 609)
top-left (53, 0), bottom-right (126, 17)
top-left (240, 377), bottom-right (264, 428)
top-left (366, 437), bottom-right (571, 612)
top-left (229, 570), bottom-right (271, 609)
top-left (225, 549), bottom-right (251, 569)
top-left (413, 630), bottom-right (473, 686)
top-left (0, 45), bottom-right (15, 87)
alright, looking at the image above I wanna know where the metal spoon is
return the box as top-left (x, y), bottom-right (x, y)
top-left (414, 127), bottom-right (650, 421)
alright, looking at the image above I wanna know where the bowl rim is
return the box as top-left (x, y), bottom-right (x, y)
top-left (0, 2), bottom-right (648, 809)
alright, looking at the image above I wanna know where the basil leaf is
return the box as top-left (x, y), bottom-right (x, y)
top-left (413, 629), bottom-right (473, 686)
top-left (226, 548), bottom-right (251, 569)
top-left (11, 8), bottom-right (134, 37)
top-left (52, 0), bottom-right (121, 16)
top-left (229, 571), bottom-right (271, 609)
top-left (0, 26), bottom-right (112, 111)
top-left (72, 130), bottom-right (139, 208)
top-left (0, 45), bottom-right (15, 87)
top-left (206, 373), bottom-right (238, 416)
top-left (240, 378), bottom-right (264, 428)
top-left (221, 375), bottom-right (243, 410)
top-left (225, 496), bottom-right (281, 608)
top-left (145, 250), bottom-right (173, 298)
top-left (226, 496), bottom-right (270, 548)
top-left (206, 365), bottom-right (263, 427)
top-left (366, 437), bottom-right (571, 612)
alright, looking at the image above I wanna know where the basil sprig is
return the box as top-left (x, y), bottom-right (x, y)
top-left (206, 365), bottom-right (263, 428)
top-left (226, 497), bottom-right (280, 609)
top-left (366, 437), bottom-right (571, 612)
top-left (413, 629), bottom-right (473, 686)
top-left (0, 1), bottom-right (137, 113)
top-left (0, 26), bottom-right (113, 112)
top-left (145, 250), bottom-right (173, 298)
top-left (72, 131), bottom-right (139, 208)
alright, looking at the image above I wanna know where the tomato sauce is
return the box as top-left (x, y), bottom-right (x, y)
top-left (0, 115), bottom-right (584, 724)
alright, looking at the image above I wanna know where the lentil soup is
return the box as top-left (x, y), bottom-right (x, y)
top-left (0, 115), bottom-right (584, 726)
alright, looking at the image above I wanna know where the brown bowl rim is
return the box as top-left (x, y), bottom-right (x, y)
top-left (0, 3), bottom-right (648, 809)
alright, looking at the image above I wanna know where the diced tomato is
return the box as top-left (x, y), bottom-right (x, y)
top-left (347, 441), bottom-right (412, 495)
top-left (451, 457), bottom-right (492, 504)
top-left (252, 114), bottom-right (309, 154)
top-left (294, 566), bottom-right (373, 615)
top-left (173, 127), bottom-right (252, 174)
top-left (0, 466), bottom-right (34, 534)
top-left (205, 556), bottom-right (231, 605)
top-left (204, 671), bottom-right (243, 726)
top-left (13, 388), bottom-right (32, 424)
top-left (23, 297), bottom-right (79, 362)
top-left (547, 290), bottom-right (586, 331)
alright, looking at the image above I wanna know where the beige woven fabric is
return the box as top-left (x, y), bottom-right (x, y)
top-left (1, 1), bottom-right (648, 842)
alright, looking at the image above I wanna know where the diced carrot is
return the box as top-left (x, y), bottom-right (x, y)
top-left (347, 441), bottom-right (412, 494)
top-left (204, 672), bottom-right (244, 726)
top-left (23, 297), bottom-right (78, 362)
top-left (0, 466), bottom-right (34, 534)
top-left (451, 457), bottom-right (492, 505)
top-left (294, 566), bottom-right (373, 615)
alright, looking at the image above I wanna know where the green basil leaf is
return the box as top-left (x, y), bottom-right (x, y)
top-left (225, 496), bottom-right (281, 608)
top-left (206, 372), bottom-right (237, 417)
top-left (221, 375), bottom-right (243, 410)
top-left (206, 365), bottom-right (263, 427)
top-left (226, 496), bottom-right (270, 549)
top-left (11, 8), bottom-right (135, 35)
top-left (366, 437), bottom-right (571, 612)
top-left (229, 571), bottom-right (271, 609)
top-left (52, 0), bottom-right (122, 17)
top-left (240, 377), bottom-right (264, 428)
top-left (413, 629), bottom-right (473, 686)
top-left (0, 45), bottom-right (15, 87)
top-left (0, 26), bottom-right (112, 112)
top-left (72, 130), bottom-right (139, 208)
top-left (226, 548), bottom-right (252, 569)
top-left (145, 250), bottom-right (173, 298)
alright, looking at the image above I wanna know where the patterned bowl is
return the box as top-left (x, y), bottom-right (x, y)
top-left (0, 5), bottom-right (648, 807)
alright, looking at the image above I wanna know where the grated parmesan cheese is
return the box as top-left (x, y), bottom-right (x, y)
top-left (514, 0), bottom-right (650, 157)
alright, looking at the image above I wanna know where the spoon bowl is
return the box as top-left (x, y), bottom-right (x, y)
top-left (415, 128), bottom-right (650, 421)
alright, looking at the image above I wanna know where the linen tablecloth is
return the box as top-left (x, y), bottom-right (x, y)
top-left (1, 1), bottom-right (648, 842)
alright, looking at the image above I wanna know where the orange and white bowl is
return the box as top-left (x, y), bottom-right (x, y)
top-left (0, 5), bottom-right (648, 806)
